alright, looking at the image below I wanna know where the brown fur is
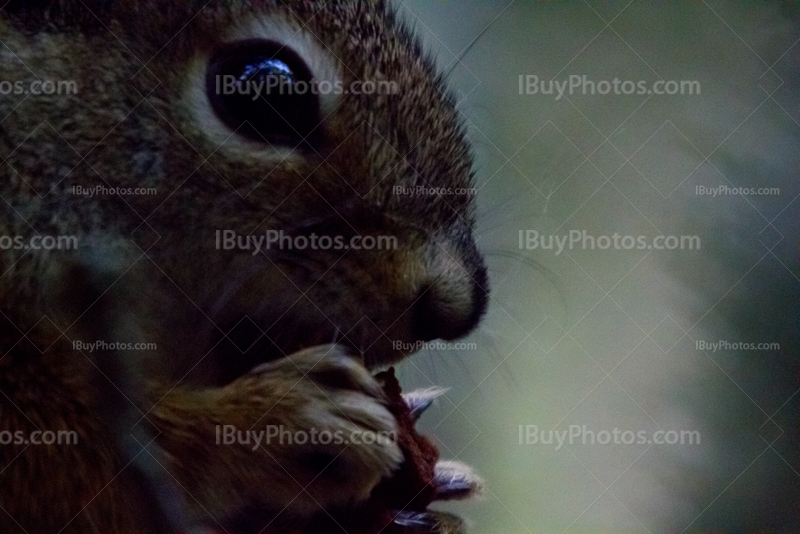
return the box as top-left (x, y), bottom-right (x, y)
top-left (0, 1), bottom-right (487, 532)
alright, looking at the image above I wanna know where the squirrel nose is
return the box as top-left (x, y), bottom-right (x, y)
top-left (411, 265), bottom-right (488, 342)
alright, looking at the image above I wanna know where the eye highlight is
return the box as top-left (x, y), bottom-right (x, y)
top-left (206, 40), bottom-right (320, 147)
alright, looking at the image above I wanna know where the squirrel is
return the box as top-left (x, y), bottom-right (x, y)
top-left (0, 1), bottom-right (488, 532)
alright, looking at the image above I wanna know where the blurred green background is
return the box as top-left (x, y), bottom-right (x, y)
top-left (395, 2), bottom-right (800, 532)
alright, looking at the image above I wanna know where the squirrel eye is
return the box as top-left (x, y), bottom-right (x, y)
top-left (206, 40), bottom-right (320, 147)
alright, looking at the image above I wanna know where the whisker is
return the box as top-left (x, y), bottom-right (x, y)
top-left (484, 249), bottom-right (568, 324)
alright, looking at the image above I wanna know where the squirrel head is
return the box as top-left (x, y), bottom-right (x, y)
top-left (0, 0), bottom-right (488, 373)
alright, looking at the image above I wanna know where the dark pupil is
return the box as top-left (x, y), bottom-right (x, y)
top-left (208, 43), bottom-right (319, 147)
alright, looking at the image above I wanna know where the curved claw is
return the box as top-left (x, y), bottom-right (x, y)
top-left (433, 460), bottom-right (484, 501)
top-left (392, 510), bottom-right (466, 533)
top-left (402, 387), bottom-right (449, 421)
